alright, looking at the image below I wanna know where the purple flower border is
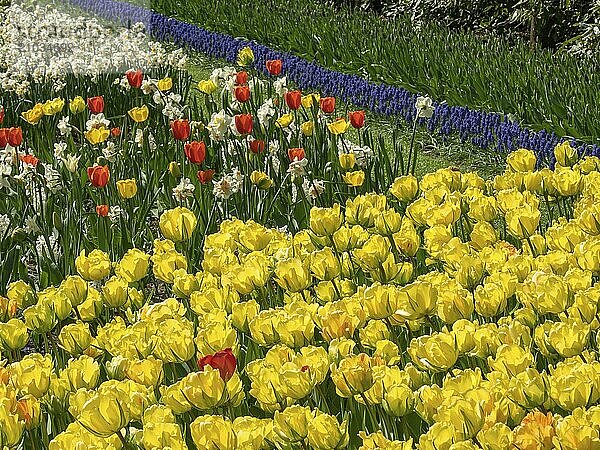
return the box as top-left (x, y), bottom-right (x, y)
top-left (66, 0), bottom-right (599, 164)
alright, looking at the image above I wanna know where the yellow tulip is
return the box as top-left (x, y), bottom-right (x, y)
top-left (69, 96), bottom-right (87, 114)
top-left (159, 207), bottom-right (197, 242)
top-left (327, 118), bottom-right (349, 135)
top-left (342, 170), bottom-right (365, 187)
top-left (58, 321), bottom-right (92, 355)
top-left (0, 318), bottom-right (28, 351)
top-left (307, 412), bottom-right (349, 450)
top-left (157, 77), bottom-right (173, 91)
top-left (75, 249), bottom-right (111, 281)
top-left (77, 391), bottom-right (130, 437)
top-left (127, 105), bottom-right (149, 123)
top-left (236, 46), bottom-right (255, 66)
top-left (84, 127), bottom-right (110, 145)
top-left (250, 170), bottom-right (273, 190)
top-left (338, 152), bottom-right (356, 170)
top-left (114, 248), bottom-right (149, 283)
top-left (276, 113), bottom-right (293, 128)
top-left (198, 79), bottom-right (218, 94)
top-left (21, 103), bottom-right (44, 124)
top-left (301, 120), bottom-right (314, 136)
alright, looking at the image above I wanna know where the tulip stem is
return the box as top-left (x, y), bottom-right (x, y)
top-left (359, 392), bottom-right (380, 432)
top-left (116, 430), bottom-right (128, 448)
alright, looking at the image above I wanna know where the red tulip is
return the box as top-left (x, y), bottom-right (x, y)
top-left (7, 127), bottom-right (22, 147)
top-left (184, 141), bottom-right (206, 165)
top-left (171, 119), bottom-right (191, 141)
top-left (87, 96), bottom-right (104, 114)
top-left (126, 70), bottom-right (144, 88)
top-left (285, 90), bottom-right (302, 110)
top-left (348, 110), bottom-right (365, 129)
top-left (96, 204), bottom-right (109, 217)
top-left (197, 348), bottom-right (237, 381)
top-left (87, 165), bottom-right (110, 188)
top-left (234, 85), bottom-right (250, 103)
top-left (19, 154), bottom-right (39, 167)
top-left (266, 59), bottom-right (283, 76)
top-left (235, 71), bottom-right (248, 85)
top-left (197, 169), bottom-right (215, 184)
top-left (235, 114), bottom-right (253, 135)
top-left (0, 106), bottom-right (4, 124)
top-left (288, 147), bottom-right (305, 161)
top-left (111, 127), bottom-right (121, 137)
top-left (320, 97), bottom-right (336, 113)
top-left (0, 129), bottom-right (7, 148)
top-left (249, 139), bottom-right (265, 154)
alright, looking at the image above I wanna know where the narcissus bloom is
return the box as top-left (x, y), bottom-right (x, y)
top-left (128, 105), bottom-right (149, 123)
top-left (87, 165), bottom-right (110, 188)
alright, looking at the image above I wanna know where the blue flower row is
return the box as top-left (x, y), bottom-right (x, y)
top-left (67, 0), bottom-right (599, 164)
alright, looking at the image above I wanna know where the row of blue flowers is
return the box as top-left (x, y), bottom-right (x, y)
top-left (67, 0), bottom-right (599, 164)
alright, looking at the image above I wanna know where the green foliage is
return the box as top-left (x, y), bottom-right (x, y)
top-left (146, 0), bottom-right (600, 143)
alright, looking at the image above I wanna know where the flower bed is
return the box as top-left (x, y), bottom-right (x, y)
top-left (66, 0), bottom-right (600, 162)
top-left (1, 3), bottom-right (600, 450)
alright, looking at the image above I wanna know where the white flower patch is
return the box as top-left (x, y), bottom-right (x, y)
top-left (0, 3), bottom-right (186, 95)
